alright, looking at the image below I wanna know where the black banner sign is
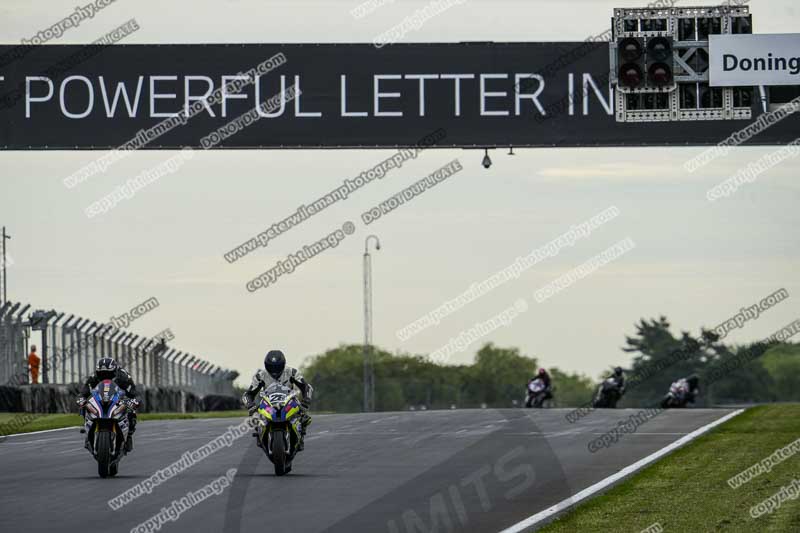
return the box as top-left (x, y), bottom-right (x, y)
top-left (0, 43), bottom-right (797, 149)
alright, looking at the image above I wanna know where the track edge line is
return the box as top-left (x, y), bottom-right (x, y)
top-left (498, 408), bottom-right (746, 533)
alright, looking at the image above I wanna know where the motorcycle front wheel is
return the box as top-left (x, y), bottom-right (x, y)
top-left (270, 430), bottom-right (289, 476)
top-left (96, 431), bottom-right (113, 478)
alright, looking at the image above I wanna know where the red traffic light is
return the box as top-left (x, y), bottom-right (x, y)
top-left (648, 63), bottom-right (673, 87)
top-left (620, 64), bottom-right (645, 88)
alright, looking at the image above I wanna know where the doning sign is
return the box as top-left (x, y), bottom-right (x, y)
top-left (710, 33), bottom-right (800, 87)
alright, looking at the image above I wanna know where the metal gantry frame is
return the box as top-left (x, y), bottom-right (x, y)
top-left (0, 301), bottom-right (237, 395)
top-left (611, 4), bottom-right (754, 122)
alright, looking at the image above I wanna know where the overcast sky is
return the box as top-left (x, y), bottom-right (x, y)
top-left (1, 0), bottom-right (798, 386)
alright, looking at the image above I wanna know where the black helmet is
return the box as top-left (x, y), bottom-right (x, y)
top-left (614, 366), bottom-right (623, 377)
top-left (96, 358), bottom-right (118, 380)
top-left (264, 350), bottom-right (286, 379)
top-left (687, 374), bottom-right (700, 387)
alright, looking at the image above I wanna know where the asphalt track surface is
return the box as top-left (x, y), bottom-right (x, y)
top-left (0, 408), bottom-right (734, 533)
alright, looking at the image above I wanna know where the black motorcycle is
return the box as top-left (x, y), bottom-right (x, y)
top-left (592, 378), bottom-right (623, 408)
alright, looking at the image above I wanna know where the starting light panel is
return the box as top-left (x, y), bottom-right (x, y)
top-left (611, 4), bottom-right (755, 123)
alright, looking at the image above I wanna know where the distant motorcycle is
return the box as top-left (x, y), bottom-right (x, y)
top-left (661, 379), bottom-right (692, 409)
top-left (593, 378), bottom-right (623, 408)
top-left (251, 382), bottom-right (303, 476)
top-left (81, 379), bottom-right (132, 478)
top-left (525, 378), bottom-right (549, 408)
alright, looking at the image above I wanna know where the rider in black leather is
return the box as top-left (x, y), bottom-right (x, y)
top-left (607, 366), bottom-right (626, 394)
top-left (534, 368), bottom-right (553, 400)
top-left (78, 358), bottom-right (140, 451)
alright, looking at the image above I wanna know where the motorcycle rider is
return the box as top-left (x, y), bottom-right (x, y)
top-left (242, 350), bottom-right (313, 451)
top-left (594, 366), bottom-right (626, 408)
top-left (528, 368), bottom-right (553, 401)
top-left (608, 366), bottom-right (626, 395)
top-left (682, 374), bottom-right (700, 404)
top-left (77, 358), bottom-right (140, 452)
top-left (663, 374), bottom-right (701, 408)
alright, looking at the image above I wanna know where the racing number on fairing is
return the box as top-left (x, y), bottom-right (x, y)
top-left (269, 393), bottom-right (286, 403)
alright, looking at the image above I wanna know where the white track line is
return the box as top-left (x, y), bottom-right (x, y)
top-left (1, 425), bottom-right (79, 440)
top-left (499, 409), bottom-right (745, 533)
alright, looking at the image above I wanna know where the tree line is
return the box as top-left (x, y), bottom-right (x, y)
top-left (299, 316), bottom-right (800, 413)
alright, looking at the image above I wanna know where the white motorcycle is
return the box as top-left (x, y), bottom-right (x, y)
top-left (524, 378), bottom-right (551, 408)
top-left (250, 382), bottom-right (304, 476)
top-left (661, 379), bottom-right (692, 409)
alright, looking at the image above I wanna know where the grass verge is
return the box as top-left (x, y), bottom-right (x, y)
top-left (540, 405), bottom-right (800, 533)
top-left (0, 410), bottom-right (248, 436)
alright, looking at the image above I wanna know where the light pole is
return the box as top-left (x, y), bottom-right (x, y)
top-left (363, 235), bottom-right (380, 412)
top-left (1, 226), bottom-right (10, 305)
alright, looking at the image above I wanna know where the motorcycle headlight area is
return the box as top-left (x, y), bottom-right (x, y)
top-left (110, 403), bottom-right (127, 418)
top-left (283, 399), bottom-right (300, 418)
top-left (86, 399), bottom-right (101, 417)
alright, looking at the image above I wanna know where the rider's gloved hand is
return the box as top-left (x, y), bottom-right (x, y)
top-left (77, 397), bottom-right (87, 407)
top-left (247, 403), bottom-right (257, 416)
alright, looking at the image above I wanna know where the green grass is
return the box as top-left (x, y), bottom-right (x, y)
top-left (0, 413), bottom-right (79, 435)
top-left (541, 405), bottom-right (800, 532)
top-left (0, 410), bottom-right (248, 436)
